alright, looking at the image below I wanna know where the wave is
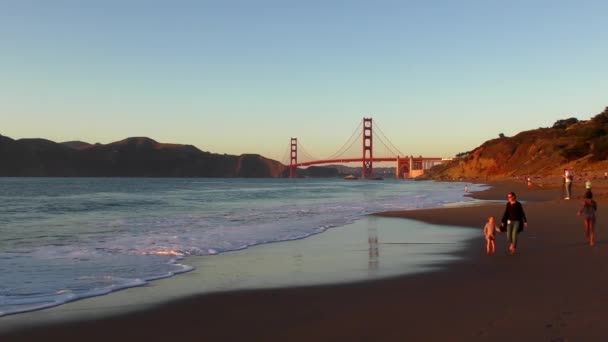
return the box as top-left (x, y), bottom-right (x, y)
top-left (0, 179), bottom-right (485, 317)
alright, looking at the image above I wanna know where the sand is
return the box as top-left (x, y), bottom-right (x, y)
top-left (2, 179), bottom-right (608, 341)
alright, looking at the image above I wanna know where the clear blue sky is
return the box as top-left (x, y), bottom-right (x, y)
top-left (1, 0), bottom-right (607, 162)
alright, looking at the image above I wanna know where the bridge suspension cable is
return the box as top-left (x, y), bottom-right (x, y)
top-left (324, 120), bottom-right (363, 160)
top-left (297, 140), bottom-right (319, 163)
top-left (372, 119), bottom-right (406, 157)
top-left (373, 131), bottom-right (399, 158)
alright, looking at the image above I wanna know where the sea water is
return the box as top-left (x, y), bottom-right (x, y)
top-left (0, 178), bottom-right (484, 317)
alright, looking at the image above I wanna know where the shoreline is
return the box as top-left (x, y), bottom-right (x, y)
top-left (4, 179), bottom-right (608, 341)
top-left (0, 214), bottom-right (479, 335)
top-left (0, 180), bottom-right (483, 326)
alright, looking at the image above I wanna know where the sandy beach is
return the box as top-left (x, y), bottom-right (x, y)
top-left (3, 179), bottom-right (608, 341)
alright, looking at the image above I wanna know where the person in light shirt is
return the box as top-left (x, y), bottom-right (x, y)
top-left (564, 169), bottom-right (573, 200)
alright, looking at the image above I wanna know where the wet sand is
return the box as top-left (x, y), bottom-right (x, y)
top-left (3, 179), bottom-right (608, 341)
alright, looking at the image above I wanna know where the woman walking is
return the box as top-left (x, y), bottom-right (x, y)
top-left (577, 191), bottom-right (597, 246)
top-left (500, 192), bottom-right (528, 254)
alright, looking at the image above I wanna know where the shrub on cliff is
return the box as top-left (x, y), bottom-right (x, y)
top-left (590, 136), bottom-right (608, 161)
top-left (552, 118), bottom-right (579, 129)
top-left (581, 127), bottom-right (607, 140)
top-left (591, 106), bottom-right (608, 125)
top-left (559, 142), bottom-right (590, 161)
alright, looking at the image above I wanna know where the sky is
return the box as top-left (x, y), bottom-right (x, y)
top-left (1, 0), bottom-right (607, 163)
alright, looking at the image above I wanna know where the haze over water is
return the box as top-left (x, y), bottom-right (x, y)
top-left (0, 178), bottom-right (483, 317)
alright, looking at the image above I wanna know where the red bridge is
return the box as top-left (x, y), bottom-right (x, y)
top-left (285, 118), bottom-right (447, 179)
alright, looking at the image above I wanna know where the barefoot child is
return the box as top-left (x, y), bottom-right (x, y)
top-left (577, 191), bottom-right (597, 246)
top-left (483, 215), bottom-right (500, 255)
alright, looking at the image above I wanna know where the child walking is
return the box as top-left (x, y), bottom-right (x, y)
top-left (577, 191), bottom-right (597, 246)
top-left (483, 215), bottom-right (500, 255)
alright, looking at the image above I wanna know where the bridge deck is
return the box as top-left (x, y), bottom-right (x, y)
top-left (294, 157), bottom-right (443, 167)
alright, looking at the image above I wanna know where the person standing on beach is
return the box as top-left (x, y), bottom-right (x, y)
top-left (500, 192), bottom-right (528, 254)
top-left (585, 177), bottom-right (592, 194)
top-left (483, 215), bottom-right (500, 255)
top-left (577, 191), bottom-right (597, 247)
top-left (564, 169), bottom-right (573, 199)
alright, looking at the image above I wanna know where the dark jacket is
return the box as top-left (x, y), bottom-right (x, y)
top-left (501, 201), bottom-right (527, 232)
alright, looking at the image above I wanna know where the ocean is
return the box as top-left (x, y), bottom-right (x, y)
top-left (0, 177), bottom-right (484, 317)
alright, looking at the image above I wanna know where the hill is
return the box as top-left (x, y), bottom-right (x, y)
top-left (0, 135), bottom-right (288, 177)
top-left (425, 106), bottom-right (608, 181)
top-left (60, 141), bottom-right (93, 150)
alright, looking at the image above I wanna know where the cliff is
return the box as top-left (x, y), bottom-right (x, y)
top-left (425, 106), bottom-right (608, 180)
top-left (0, 135), bottom-right (287, 177)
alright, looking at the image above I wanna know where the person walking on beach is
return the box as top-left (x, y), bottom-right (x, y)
top-left (500, 192), bottom-right (528, 254)
top-left (564, 169), bottom-right (574, 199)
top-left (483, 215), bottom-right (500, 255)
top-left (577, 191), bottom-right (597, 247)
top-left (585, 177), bottom-right (592, 194)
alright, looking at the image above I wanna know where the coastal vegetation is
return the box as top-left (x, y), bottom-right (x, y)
top-left (426, 106), bottom-right (608, 180)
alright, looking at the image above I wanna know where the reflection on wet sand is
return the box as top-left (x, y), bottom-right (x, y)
top-left (368, 221), bottom-right (379, 273)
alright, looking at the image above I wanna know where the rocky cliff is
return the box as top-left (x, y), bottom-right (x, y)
top-left (425, 106), bottom-right (608, 180)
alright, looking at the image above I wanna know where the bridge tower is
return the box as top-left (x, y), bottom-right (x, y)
top-left (362, 118), bottom-right (373, 179)
top-left (289, 137), bottom-right (297, 178)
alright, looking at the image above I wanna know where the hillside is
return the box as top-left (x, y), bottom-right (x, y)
top-left (425, 106), bottom-right (608, 181)
top-left (0, 135), bottom-right (288, 177)
top-left (60, 141), bottom-right (93, 150)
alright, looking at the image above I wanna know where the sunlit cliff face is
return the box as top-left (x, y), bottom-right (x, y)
top-left (426, 114), bottom-right (608, 181)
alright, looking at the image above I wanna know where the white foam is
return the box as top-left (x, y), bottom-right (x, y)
top-left (0, 179), bottom-right (486, 317)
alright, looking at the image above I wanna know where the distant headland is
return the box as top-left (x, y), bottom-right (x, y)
top-left (0, 135), bottom-right (292, 177)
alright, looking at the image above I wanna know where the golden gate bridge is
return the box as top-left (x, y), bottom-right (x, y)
top-left (283, 117), bottom-right (446, 179)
